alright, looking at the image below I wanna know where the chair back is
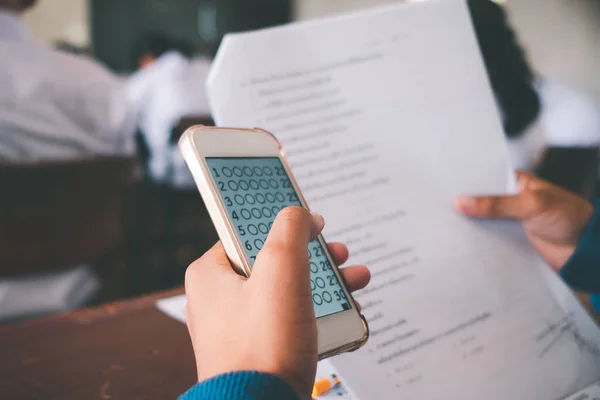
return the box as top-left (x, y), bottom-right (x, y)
top-left (170, 115), bottom-right (215, 144)
top-left (0, 157), bottom-right (137, 278)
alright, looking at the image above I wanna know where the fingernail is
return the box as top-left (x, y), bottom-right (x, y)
top-left (310, 211), bottom-right (325, 234)
top-left (456, 196), bottom-right (476, 210)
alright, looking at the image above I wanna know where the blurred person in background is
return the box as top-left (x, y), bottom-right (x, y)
top-left (127, 33), bottom-right (212, 187)
top-left (0, 0), bottom-right (135, 161)
top-left (537, 78), bottom-right (600, 148)
top-left (468, 0), bottom-right (546, 171)
top-left (469, 0), bottom-right (600, 169)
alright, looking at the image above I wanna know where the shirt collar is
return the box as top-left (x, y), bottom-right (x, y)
top-left (0, 9), bottom-right (30, 41)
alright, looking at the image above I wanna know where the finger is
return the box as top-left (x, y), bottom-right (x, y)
top-left (252, 207), bottom-right (323, 287)
top-left (185, 242), bottom-right (240, 291)
top-left (340, 265), bottom-right (371, 292)
top-left (455, 172), bottom-right (541, 220)
top-left (327, 242), bottom-right (349, 266)
top-left (455, 195), bottom-right (523, 219)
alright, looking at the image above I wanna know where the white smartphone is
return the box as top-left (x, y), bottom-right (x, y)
top-left (179, 126), bottom-right (369, 359)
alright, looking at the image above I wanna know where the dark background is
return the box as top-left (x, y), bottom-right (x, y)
top-left (91, 0), bottom-right (293, 71)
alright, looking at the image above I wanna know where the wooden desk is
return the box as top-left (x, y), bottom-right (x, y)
top-left (0, 289), bottom-right (195, 400)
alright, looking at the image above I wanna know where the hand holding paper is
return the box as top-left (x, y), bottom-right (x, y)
top-left (457, 171), bottom-right (594, 271)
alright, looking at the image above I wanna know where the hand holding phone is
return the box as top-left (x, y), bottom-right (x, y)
top-left (185, 209), bottom-right (370, 398)
top-left (179, 126), bottom-right (369, 359)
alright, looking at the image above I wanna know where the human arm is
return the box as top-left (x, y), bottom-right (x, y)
top-left (179, 371), bottom-right (300, 400)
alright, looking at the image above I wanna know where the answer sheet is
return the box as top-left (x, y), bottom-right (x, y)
top-left (206, 1), bottom-right (600, 399)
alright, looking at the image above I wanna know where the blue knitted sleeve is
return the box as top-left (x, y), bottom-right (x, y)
top-left (560, 198), bottom-right (600, 293)
top-left (179, 371), bottom-right (300, 400)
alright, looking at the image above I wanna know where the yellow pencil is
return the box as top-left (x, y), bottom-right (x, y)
top-left (312, 374), bottom-right (341, 397)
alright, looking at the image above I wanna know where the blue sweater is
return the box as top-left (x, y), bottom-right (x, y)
top-left (181, 200), bottom-right (600, 400)
top-left (179, 371), bottom-right (299, 400)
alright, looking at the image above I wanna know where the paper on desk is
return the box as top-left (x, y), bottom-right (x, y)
top-left (206, 0), bottom-right (600, 399)
top-left (156, 294), bottom-right (186, 323)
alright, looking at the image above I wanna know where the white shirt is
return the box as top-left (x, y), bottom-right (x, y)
top-left (0, 10), bottom-right (134, 161)
top-left (127, 52), bottom-right (212, 184)
top-left (538, 79), bottom-right (600, 147)
top-left (504, 79), bottom-right (600, 172)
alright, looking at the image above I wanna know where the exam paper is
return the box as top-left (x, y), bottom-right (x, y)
top-left (206, 0), bottom-right (600, 399)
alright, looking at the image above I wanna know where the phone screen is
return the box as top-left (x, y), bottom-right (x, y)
top-left (206, 157), bottom-right (351, 318)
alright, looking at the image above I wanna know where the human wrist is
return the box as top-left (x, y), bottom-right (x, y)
top-left (578, 200), bottom-right (595, 235)
top-left (552, 199), bottom-right (595, 271)
top-left (271, 368), bottom-right (315, 400)
top-left (559, 198), bottom-right (600, 293)
top-left (187, 371), bottom-right (302, 400)
top-left (196, 366), bottom-right (312, 400)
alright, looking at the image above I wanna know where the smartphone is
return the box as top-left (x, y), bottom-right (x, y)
top-left (179, 126), bottom-right (368, 359)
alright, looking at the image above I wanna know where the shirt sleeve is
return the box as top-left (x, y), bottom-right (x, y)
top-left (560, 198), bottom-right (600, 293)
top-left (178, 371), bottom-right (300, 400)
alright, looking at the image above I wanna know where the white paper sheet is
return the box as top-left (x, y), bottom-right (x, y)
top-left (206, 1), bottom-right (600, 399)
top-left (156, 294), bottom-right (187, 323)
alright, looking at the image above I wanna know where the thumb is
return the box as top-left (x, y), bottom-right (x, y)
top-left (456, 171), bottom-right (546, 221)
top-left (455, 190), bottom-right (542, 221)
top-left (455, 194), bottom-right (526, 220)
top-left (455, 172), bottom-right (542, 221)
top-left (251, 206), bottom-right (324, 292)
